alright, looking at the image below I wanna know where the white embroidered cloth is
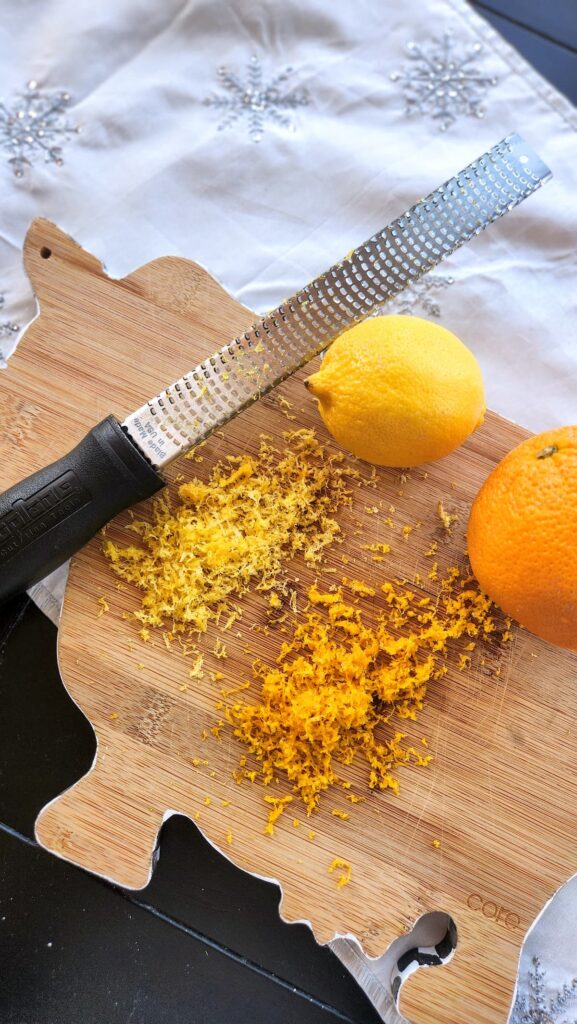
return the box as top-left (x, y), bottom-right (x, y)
top-left (1, 1), bottom-right (577, 1020)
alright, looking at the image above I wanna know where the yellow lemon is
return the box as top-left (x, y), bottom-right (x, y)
top-left (305, 315), bottom-right (486, 467)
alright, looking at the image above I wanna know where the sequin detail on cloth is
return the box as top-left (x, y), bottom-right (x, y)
top-left (204, 55), bottom-right (309, 142)
top-left (0, 295), bottom-right (19, 338)
top-left (511, 958), bottom-right (577, 1024)
top-left (380, 274), bottom-right (454, 317)
top-left (0, 81), bottom-right (80, 176)
top-left (391, 32), bottom-right (497, 131)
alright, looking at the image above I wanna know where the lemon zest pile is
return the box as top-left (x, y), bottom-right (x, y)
top-left (226, 572), bottom-right (496, 816)
top-left (103, 430), bottom-right (353, 636)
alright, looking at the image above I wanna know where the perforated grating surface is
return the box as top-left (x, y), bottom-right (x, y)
top-left (123, 133), bottom-right (550, 468)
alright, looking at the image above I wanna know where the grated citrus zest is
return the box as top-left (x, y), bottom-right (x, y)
top-left (329, 858), bottom-right (351, 888)
top-left (103, 430), bottom-right (353, 639)
top-left (226, 570), bottom-right (498, 817)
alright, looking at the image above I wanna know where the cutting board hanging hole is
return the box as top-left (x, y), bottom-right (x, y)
top-left (393, 912), bottom-right (457, 1009)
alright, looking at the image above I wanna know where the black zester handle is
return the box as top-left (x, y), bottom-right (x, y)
top-left (0, 415), bottom-right (164, 603)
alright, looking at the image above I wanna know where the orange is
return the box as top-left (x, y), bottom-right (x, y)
top-left (468, 426), bottom-right (577, 650)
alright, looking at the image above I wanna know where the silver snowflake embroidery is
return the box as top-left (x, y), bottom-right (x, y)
top-left (371, 275), bottom-right (454, 319)
top-left (0, 80), bottom-right (80, 177)
top-left (511, 957), bottom-right (577, 1024)
top-left (391, 32), bottom-right (497, 131)
top-left (0, 295), bottom-right (19, 339)
top-left (204, 55), bottom-right (309, 142)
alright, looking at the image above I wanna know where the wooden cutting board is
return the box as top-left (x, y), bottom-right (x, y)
top-left (3, 220), bottom-right (577, 1024)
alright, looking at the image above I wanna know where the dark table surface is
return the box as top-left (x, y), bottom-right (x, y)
top-left (1, 5), bottom-right (576, 1023)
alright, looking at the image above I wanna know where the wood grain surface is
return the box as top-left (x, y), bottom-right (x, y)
top-left (2, 220), bottom-right (577, 1024)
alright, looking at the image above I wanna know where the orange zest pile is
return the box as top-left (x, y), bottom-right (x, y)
top-left (226, 571), bottom-right (498, 818)
top-left (103, 429), bottom-right (353, 635)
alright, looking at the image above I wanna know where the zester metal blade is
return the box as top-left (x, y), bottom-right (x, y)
top-left (124, 133), bottom-right (550, 468)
